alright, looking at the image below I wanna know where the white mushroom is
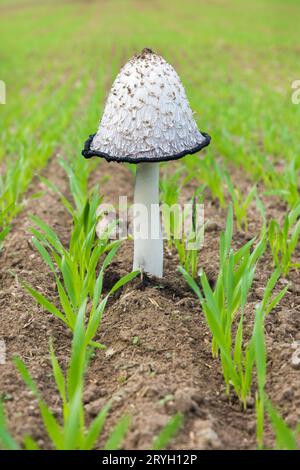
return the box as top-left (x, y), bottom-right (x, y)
top-left (82, 48), bottom-right (210, 278)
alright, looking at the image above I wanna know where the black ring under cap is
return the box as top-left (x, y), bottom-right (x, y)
top-left (82, 132), bottom-right (211, 164)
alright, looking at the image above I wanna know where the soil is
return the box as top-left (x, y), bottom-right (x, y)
top-left (0, 153), bottom-right (300, 450)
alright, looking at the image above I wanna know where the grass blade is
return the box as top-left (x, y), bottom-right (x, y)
top-left (152, 413), bottom-right (183, 450)
top-left (0, 402), bottom-right (20, 450)
top-left (104, 414), bottom-right (131, 450)
top-left (82, 401), bottom-right (111, 450)
top-left (22, 281), bottom-right (67, 325)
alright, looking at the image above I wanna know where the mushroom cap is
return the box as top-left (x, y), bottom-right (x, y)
top-left (82, 48), bottom-right (210, 163)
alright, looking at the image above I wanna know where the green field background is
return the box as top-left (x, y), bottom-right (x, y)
top-left (1, 0), bottom-right (300, 233)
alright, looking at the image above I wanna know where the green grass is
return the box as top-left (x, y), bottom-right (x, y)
top-left (180, 206), bottom-right (288, 409)
top-left (1, 0), bottom-right (299, 242)
top-left (1, 305), bottom-right (130, 450)
top-left (225, 173), bottom-right (257, 232)
top-left (265, 400), bottom-right (300, 450)
top-left (268, 202), bottom-right (300, 276)
top-left (0, 302), bottom-right (182, 450)
top-left (23, 164), bottom-right (139, 344)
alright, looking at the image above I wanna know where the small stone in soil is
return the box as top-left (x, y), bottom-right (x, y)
top-left (280, 349), bottom-right (291, 360)
top-left (86, 397), bottom-right (106, 417)
top-left (291, 349), bottom-right (300, 370)
top-left (174, 388), bottom-right (201, 414)
top-left (280, 387), bottom-right (294, 401)
top-left (191, 419), bottom-right (222, 449)
top-left (206, 221), bottom-right (222, 233)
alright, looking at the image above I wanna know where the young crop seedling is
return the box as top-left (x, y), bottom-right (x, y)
top-left (225, 172), bottom-right (257, 232)
top-left (160, 170), bottom-right (205, 278)
top-left (0, 303), bottom-right (130, 450)
top-left (160, 167), bottom-right (183, 248)
top-left (0, 226), bottom-right (10, 253)
top-left (24, 192), bottom-right (139, 347)
top-left (263, 157), bottom-right (300, 210)
top-left (265, 400), bottom-right (300, 450)
top-left (152, 412), bottom-right (183, 450)
top-left (184, 154), bottom-right (226, 208)
top-left (180, 206), bottom-right (288, 408)
top-left (176, 192), bottom-right (206, 278)
top-left (0, 58), bottom-right (91, 246)
top-left (184, 204), bottom-right (266, 357)
top-left (0, 303), bottom-right (183, 450)
top-left (253, 296), bottom-right (299, 450)
top-left (268, 201), bottom-right (300, 276)
top-left (40, 156), bottom-right (98, 224)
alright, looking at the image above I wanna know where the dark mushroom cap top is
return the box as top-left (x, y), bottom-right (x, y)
top-left (82, 48), bottom-right (210, 163)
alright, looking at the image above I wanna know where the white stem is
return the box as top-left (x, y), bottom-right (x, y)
top-left (132, 162), bottom-right (163, 277)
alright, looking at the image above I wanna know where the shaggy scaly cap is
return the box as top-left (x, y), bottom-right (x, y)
top-left (82, 48), bottom-right (210, 163)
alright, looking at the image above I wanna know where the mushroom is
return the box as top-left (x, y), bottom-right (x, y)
top-left (82, 48), bottom-right (210, 278)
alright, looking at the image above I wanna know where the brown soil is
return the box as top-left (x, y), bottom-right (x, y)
top-left (0, 154), bottom-right (300, 450)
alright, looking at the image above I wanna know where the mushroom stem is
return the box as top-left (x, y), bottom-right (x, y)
top-left (132, 162), bottom-right (163, 277)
